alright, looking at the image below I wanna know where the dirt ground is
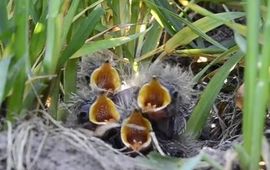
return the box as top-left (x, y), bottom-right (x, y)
top-left (0, 113), bottom-right (154, 170)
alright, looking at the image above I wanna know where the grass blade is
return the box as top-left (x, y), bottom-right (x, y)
top-left (242, 0), bottom-right (260, 166)
top-left (43, 0), bottom-right (62, 74)
top-left (71, 29), bottom-right (150, 59)
top-left (72, 0), bottom-right (103, 23)
top-left (186, 51), bottom-right (243, 138)
top-left (64, 59), bottom-right (78, 102)
top-left (141, 20), bottom-right (163, 55)
top-left (58, 7), bottom-right (103, 68)
top-left (7, 0), bottom-right (29, 118)
top-left (165, 12), bottom-right (244, 53)
top-left (153, 0), bottom-right (182, 31)
top-left (147, 0), bottom-right (227, 50)
top-left (48, 75), bottom-right (61, 119)
top-left (146, 0), bottom-right (176, 35)
top-left (0, 57), bottom-right (11, 104)
top-left (0, 0), bottom-right (8, 37)
top-left (30, 22), bottom-right (46, 64)
top-left (61, 0), bottom-right (80, 46)
top-left (244, 0), bottom-right (270, 169)
top-left (128, 0), bottom-right (142, 59)
top-left (193, 45), bottom-right (239, 82)
top-left (181, 154), bottom-right (203, 170)
top-left (180, 2), bottom-right (248, 36)
top-left (29, 1), bottom-right (48, 63)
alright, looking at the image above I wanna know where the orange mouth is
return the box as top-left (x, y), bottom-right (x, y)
top-left (89, 94), bottom-right (120, 125)
top-left (121, 110), bottom-right (152, 151)
top-left (137, 76), bottom-right (171, 112)
top-left (90, 61), bottom-right (121, 93)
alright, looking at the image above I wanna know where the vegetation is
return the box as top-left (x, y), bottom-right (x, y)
top-left (0, 0), bottom-right (269, 169)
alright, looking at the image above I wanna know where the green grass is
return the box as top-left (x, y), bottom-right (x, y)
top-left (0, 0), bottom-right (270, 169)
top-left (242, 0), bottom-right (270, 169)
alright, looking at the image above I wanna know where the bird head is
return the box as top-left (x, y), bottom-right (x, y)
top-left (137, 76), bottom-right (171, 113)
top-left (89, 93), bottom-right (120, 125)
top-left (90, 60), bottom-right (121, 93)
top-left (121, 109), bottom-right (152, 151)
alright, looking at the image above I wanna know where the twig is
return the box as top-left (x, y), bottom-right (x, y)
top-left (150, 132), bottom-right (165, 156)
top-left (28, 132), bottom-right (48, 170)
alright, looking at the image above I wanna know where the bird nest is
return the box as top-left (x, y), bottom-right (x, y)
top-left (0, 50), bottom-right (248, 169)
top-left (64, 50), bottom-right (200, 157)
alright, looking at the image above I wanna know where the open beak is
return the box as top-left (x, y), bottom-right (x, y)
top-left (89, 94), bottom-right (120, 125)
top-left (121, 110), bottom-right (152, 151)
top-left (137, 76), bottom-right (171, 113)
top-left (90, 60), bottom-right (121, 93)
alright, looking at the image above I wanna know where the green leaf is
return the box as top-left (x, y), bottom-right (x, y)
top-left (234, 32), bottom-right (247, 53)
top-left (29, 0), bottom-right (48, 63)
top-left (43, 0), bottom-right (63, 74)
top-left (7, 0), bottom-right (30, 117)
top-left (146, 0), bottom-right (228, 50)
top-left (0, 57), bottom-right (11, 104)
top-left (71, 28), bottom-right (150, 59)
top-left (58, 7), bottom-right (104, 67)
top-left (145, 0), bottom-right (176, 35)
top-left (242, 1), bottom-right (262, 169)
top-left (141, 152), bottom-right (218, 170)
top-left (29, 0), bottom-right (41, 23)
top-left (64, 58), bottom-right (78, 102)
top-left (0, 0), bottom-right (8, 36)
top-left (153, 0), bottom-right (182, 33)
top-left (186, 51), bottom-right (243, 138)
top-left (142, 152), bottom-right (183, 170)
top-left (180, 154), bottom-right (203, 170)
top-left (165, 12), bottom-right (245, 53)
top-left (61, 0), bottom-right (80, 45)
top-left (235, 144), bottom-right (250, 169)
top-left (128, 0), bottom-right (141, 57)
top-left (141, 20), bottom-right (163, 55)
top-left (48, 75), bottom-right (61, 119)
top-left (193, 45), bottom-right (239, 82)
top-left (244, 2), bottom-right (270, 169)
top-left (30, 22), bottom-right (46, 64)
top-left (72, 0), bottom-right (104, 23)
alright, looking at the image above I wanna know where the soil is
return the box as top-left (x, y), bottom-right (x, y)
top-left (0, 114), bottom-right (153, 170)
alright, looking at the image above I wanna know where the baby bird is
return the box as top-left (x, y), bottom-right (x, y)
top-left (66, 50), bottom-right (195, 156)
top-left (90, 60), bottom-right (121, 93)
top-left (121, 110), bottom-right (152, 151)
top-left (89, 93), bottom-right (120, 125)
top-left (137, 76), bottom-right (171, 113)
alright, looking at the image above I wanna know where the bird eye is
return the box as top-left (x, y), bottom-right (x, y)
top-left (172, 91), bottom-right (178, 98)
top-left (77, 111), bottom-right (89, 123)
top-left (79, 111), bottom-right (87, 118)
top-left (77, 104), bottom-right (90, 123)
top-left (85, 75), bottom-right (90, 83)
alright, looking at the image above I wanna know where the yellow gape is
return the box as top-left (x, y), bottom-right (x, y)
top-left (137, 76), bottom-right (171, 113)
top-left (121, 110), bottom-right (152, 151)
top-left (90, 61), bottom-right (121, 93)
top-left (89, 94), bottom-right (120, 125)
